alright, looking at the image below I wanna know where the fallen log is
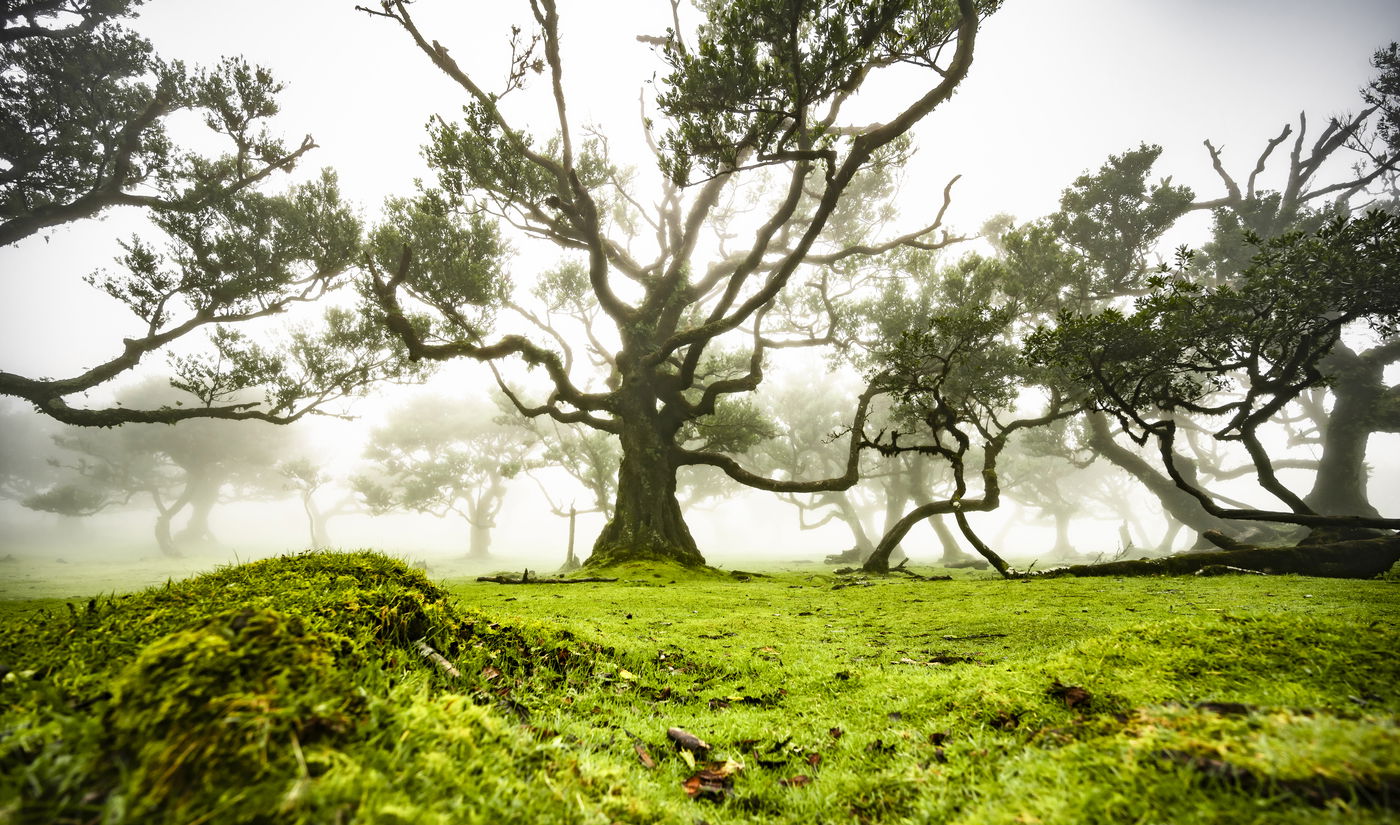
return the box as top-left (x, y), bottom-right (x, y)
top-left (476, 568), bottom-right (619, 584)
top-left (1044, 536), bottom-right (1399, 579)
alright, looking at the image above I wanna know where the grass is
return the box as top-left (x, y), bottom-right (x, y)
top-left (1, 551), bottom-right (1396, 823)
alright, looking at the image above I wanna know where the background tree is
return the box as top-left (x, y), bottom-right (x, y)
top-left (353, 394), bottom-right (533, 560)
top-left (24, 379), bottom-right (299, 555)
top-left (1, 0), bottom-right (414, 425)
top-left (360, 0), bottom-right (995, 567)
top-left (853, 267), bottom-right (1079, 575)
top-left (279, 458), bottom-right (362, 550)
top-left (1027, 211), bottom-right (1400, 541)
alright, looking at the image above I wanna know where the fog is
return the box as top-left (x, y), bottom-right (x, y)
top-left (3, 0), bottom-right (1399, 593)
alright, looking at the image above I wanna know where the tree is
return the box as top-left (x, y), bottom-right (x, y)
top-left (279, 458), bottom-right (362, 550)
top-left (353, 394), bottom-right (533, 560)
top-left (1, 0), bottom-right (413, 425)
top-left (856, 290), bottom-right (1078, 575)
top-left (1027, 211), bottom-right (1400, 540)
top-left (1174, 43), bottom-right (1400, 525)
top-left (359, 0), bottom-right (995, 567)
top-left (24, 379), bottom-right (299, 555)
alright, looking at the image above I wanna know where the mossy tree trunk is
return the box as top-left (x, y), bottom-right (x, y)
top-left (587, 397), bottom-right (703, 567)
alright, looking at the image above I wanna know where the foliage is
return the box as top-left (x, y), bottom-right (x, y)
top-left (657, 0), bottom-right (998, 183)
top-left (0, 1), bottom-right (416, 426)
top-left (1027, 211), bottom-right (1400, 441)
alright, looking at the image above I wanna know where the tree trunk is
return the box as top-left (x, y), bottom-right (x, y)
top-left (1086, 413), bottom-right (1234, 548)
top-left (588, 412), bottom-right (704, 568)
top-left (1048, 536), bottom-right (1400, 579)
top-left (929, 514), bottom-right (981, 566)
top-left (173, 472), bottom-right (220, 550)
top-left (833, 491), bottom-right (876, 557)
top-left (301, 491), bottom-right (331, 549)
top-left (1156, 519), bottom-right (1184, 555)
top-left (150, 489), bottom-right (190, 559)
top-left (559, 506), bottom-right (581, 572)
top-left (1048, 509), bottom-right (1074, 558)
top-left (1304, 344), bottom-right (1385, 520)
top-left (467, 520), bottom-right (492, 558)
top-left (154, 508), bottom-right (179, 558)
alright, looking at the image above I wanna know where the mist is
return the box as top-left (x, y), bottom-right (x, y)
top-left (3, 0), bottom-right (1399, 595)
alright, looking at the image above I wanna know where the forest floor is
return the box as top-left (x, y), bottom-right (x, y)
top-left (0, 551), bottom-right (1396, 824)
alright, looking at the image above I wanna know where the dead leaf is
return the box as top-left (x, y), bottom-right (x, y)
top-left (807, 752), bottom-right (822, 768)
top-left (990, 711), bottom-right (1023, 730)
top-left (681, 760), bottom-right (743, 801)
top-left (780, 774), bottom-right (811, 788)
top-left (829, 727), bottom-right (844, 740)
top-left (634, 741), bottom-right (656, 769)
top-left (929, 731), bottom-right (949, 746)
top-left (667, 727), bottom-right (712, 756)
top-left (481, 666), bottom-right (502, 681)
top-left (618, 669), bottom-right (638, 681)
top-left (1048, 680), bottom-right (1092, 709)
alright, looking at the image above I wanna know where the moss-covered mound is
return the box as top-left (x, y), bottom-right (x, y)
top-left (0, 551), bottom-right (612, 825)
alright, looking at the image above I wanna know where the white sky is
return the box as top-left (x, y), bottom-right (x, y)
top-left (1, 0), bottom-right (1397, 566)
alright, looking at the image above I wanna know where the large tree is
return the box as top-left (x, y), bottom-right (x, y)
top-left (361, 0), bottom-right (996, 567)
top-left (1, 0), bottom-right (412, 425)
top-left (1026, 211), bottom-right (1400, 540)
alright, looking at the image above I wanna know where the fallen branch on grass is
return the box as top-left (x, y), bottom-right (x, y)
top-left (476, 568), bottom-right (619, 585)
top-left (1045, 536), bottom-right (1399, 579)
top-left (414, 638), bottom-right (461, 678)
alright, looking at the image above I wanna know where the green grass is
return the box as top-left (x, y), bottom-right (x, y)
top-left (1, 551), bottom-right (1396, 824)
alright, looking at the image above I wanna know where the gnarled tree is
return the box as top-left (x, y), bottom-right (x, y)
top-left (361, 0), bottom-right (996, 566)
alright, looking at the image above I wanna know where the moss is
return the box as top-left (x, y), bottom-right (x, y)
top-left (0, 551), bottom-right (611, 825)
top-left (106, 608), bottom-right (364, 822)
top-left (2, 557), bottom-right (1397, 824)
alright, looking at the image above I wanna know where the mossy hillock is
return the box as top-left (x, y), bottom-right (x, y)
top-left (0, 551), bottom-right (615, 825)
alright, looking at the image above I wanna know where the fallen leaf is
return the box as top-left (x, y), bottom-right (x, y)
top-left (829, 727), bottom-right (844, 740)
top-left (807, 752), bottom-right (822, 768)
top-left (680, 749), bottom-right (696, 769)
top-left (681, 760), bottom-right (743, 801)
top-left (780, 774), bottom-right (811, 788)
top-left (667, 727), bottom-right (712, 756)
top-left (928, 731), bottom-right (949, 746)
top-left (481, 666), bottom-right (502, 681)
top-left (1048, 680), bottom-right (1092, 710)
top-left (619, 669), bottom-right (638, 681)
top-left (634, 741), bottom-right (656, 769)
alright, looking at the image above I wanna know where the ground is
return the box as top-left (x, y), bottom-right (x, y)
top-left (1, 551), bottom-right (1396, 823)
